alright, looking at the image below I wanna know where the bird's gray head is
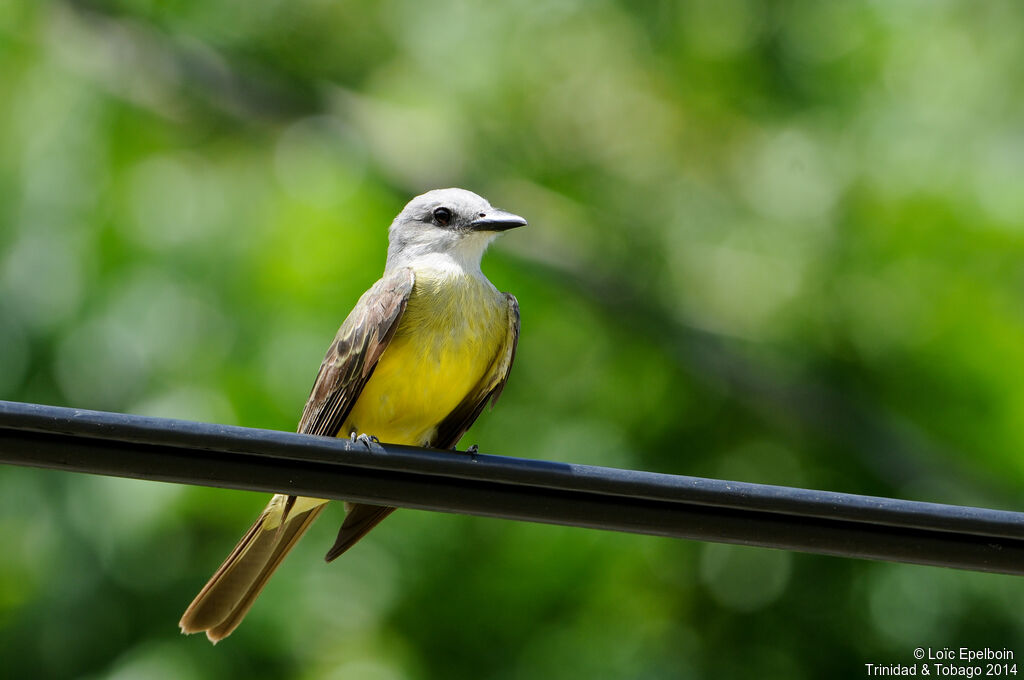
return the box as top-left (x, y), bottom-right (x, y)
top-left (385, 188), bottom-right (527, 273)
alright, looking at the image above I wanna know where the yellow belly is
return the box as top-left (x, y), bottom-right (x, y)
top-left (342, 271), bottom-right (506, 447)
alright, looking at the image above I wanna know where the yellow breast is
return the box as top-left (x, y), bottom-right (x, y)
top-left (342, 270), bottom-right (507, 446)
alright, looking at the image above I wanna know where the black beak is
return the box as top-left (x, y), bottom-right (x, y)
top-left (469, 209), bottom-right (528, 232)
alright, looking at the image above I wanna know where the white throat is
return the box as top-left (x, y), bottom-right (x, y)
top-left (385, 231), bottom-right (497, 276)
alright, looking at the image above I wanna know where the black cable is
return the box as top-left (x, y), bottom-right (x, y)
top-left (1, 400), bottom-right (1022, 575)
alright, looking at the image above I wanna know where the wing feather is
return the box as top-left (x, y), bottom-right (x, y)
top-left (298, 267), bottom-right (415, 437)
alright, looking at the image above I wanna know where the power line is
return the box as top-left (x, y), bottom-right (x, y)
top-left (1, 399), bottom-right (1022, 575)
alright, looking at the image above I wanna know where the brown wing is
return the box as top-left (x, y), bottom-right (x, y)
top-left (432, 292), bottom-right (521, 450)
top-left (298, 267), bottom-right (415, 437)
top-left (180, 268), bottom-right (415, 638)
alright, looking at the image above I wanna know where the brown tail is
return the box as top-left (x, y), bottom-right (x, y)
top-left (325, 503), bottom-right (396, 562)
top-left (179, 494), bottom-right (326, 643)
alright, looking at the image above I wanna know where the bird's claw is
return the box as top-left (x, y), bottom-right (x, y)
top-left (350, 432), bottom-right (383, 452)
top-left (465, 444), bottom-right (479, 456)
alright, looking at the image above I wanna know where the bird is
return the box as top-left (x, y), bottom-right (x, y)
top-left (179, 188), bottom-right (526, 642)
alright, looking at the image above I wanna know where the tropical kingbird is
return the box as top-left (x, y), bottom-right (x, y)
top-left (180, 188), bottom-right (525, 642)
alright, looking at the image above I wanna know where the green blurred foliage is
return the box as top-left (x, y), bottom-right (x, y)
top-left (1, 0), bottom-right (1023, 678)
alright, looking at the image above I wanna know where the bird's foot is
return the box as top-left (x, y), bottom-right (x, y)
top-left (464, 444), bottom-right (479, 460)
top-left (350, 432), bottom-right (383, 452)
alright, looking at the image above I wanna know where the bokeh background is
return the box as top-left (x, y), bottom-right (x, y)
top-left (2, 0), bottom-right (1024, 678)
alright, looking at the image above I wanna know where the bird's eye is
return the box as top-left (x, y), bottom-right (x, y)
top-left (432, 207), bottom-right (452, 226)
